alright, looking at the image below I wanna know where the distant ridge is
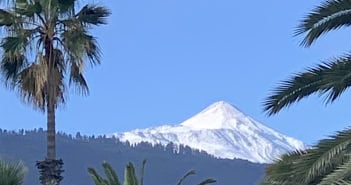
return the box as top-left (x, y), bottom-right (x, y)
top-left (0, 129), bottom-right (266, 185)
top-left (114, 101), bottom-right (306, 163)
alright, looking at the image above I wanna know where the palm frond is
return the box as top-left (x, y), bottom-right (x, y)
top-left (38, 0), bottom-right (57, 19)
top-left (68, 58), bottom-right (89, 95)
top-left (0, 9), bottom-right (17, 26)
top-left (1, 26), bottom-right (40, 54)
top-left (264, 63), bottom-right (328, 115)
top-left (18, 60), bottom-right (47, 110)
top-left (0, 160), bottom-right (26, 185)
top-left (75, 5), bottom-right (111, 26)
top-left (319, 57), bottom-right (351, 103)
top-left (124, 162), bottom-right (138, 185)
top-left (176, 170), bottom-right (196, 185)
top-left (333, 180), bottom-right (351, 185)
top-left (57, 0), bottom-right (76, 15)
top-left (197, 178), bottom-right (216, 185)
top-left (15, 1), bottom-right (42, 18)
top-left (87, 167), bottom-right (109, 185)
top-left (264, 129), bottom-right (351, 184)
top-left (0, 51), bottom-right (27, 87)
top-left (300, 129), bottom-right (351, 184)
top-left (261, 129), bottom-right (351, 185)
top-left (1, 36), bottom-right (28, 53)
top-left (61, 27), bottom-right (101, 65)
top-left (263, 150), bottom-right (307, 184)
top-left (18, 52), bottom-right (65, 110)
top-left (318, 156), bottom-right (351, 185)
top-left (102, 161), bottom-right (121, 185)
top-left (140, 159), bottom-right (146, 185)
top-left (264, 56), bottom-right (351, 115)
top-left (296, 0), bottom-right (351, 47)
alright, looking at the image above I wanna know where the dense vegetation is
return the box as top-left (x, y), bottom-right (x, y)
top-left (0, 129), bottom-right (266, 185)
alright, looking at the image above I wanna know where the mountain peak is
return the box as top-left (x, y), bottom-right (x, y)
top-left (180, 101), bottom-right (247, 129)
top-left (200, 101), bottom-right (244, 115)
top-left (114, 101), bottom-right (306, 163)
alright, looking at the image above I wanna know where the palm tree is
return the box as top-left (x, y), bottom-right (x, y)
top-left (263, 0), bottom-right (351, 115)
top-left (0, 160), bottom-right (26, 185)
top-left (0, 0), bottom-right (110, 184)
top-left (88, 160), bottom-right (216, 185)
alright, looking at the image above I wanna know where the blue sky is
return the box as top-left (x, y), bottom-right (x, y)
top-left (1, 0), bottom-right (351, 145)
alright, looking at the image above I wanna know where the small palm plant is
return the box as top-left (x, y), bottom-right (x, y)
top-left (0, 160), bottom-right (26, 185)
top-left (88, 160), bottom-right (216, 185)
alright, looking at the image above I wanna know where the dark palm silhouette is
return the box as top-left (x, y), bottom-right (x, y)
top-left (0, 0), bottom-right (110, 184)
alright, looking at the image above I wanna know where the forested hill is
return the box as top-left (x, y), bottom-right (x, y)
top-left (0, 129), bottom-right (266, 185)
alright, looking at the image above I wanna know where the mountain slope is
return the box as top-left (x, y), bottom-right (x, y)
top-left (0, 130), bottom-right (266, 185)
top-left (114, 101), bottom-right (305, 163)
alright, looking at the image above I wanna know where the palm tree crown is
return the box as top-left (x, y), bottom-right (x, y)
top-left (0, 0), bottom-right (110, 110)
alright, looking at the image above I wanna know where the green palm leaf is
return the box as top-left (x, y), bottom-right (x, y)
top-left (1, 51), bottom-right (27, 86)
top-left (261, 150), bottom-right (307, 185)
top-left (139, 159), bottom-right (146, 185)
top-left (0, 9), bottom-right (17, 26)
top-left (298, 129), bottom-right (351, 184)
top-left (0, 160), bottom-right (26, 185)
top-left (124, 162), bottom-right (138, 185)
top-left (102, 161), bottom-right (121, 185)
top-left (264, 57), bottom-right (351, 115)
top-left (1, 36), bottom-right (28, 53)
top-left (76, 5), bottom-right (111, 26)
top-left (197, 178), bottom-right (216, 185)
top-left (261, 129), bottom-right (351, 185)
top-left (61, 28), bottom-right (101, 65)
top-left (296, 0), bottom-right (351, 47)
top-left (318, 156), bottom-right (351, 185)
top-left (69, 62), bottom-right (89, 95)
top-left (176, 170), bottom-right (196, 185)
top-left (333, 180), bottom-right (351, 185)
top-left (88, 167), bottom-right (109, 185)
top-left (15, 1), bottom-right (42, 18)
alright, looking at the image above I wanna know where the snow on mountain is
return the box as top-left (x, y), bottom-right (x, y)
top-left (113, 101), bottom-right (306, 163)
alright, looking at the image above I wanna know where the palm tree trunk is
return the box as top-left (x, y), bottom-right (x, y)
top-left (37, 88), bottom-right (63, 185)
top-left (47, 101), bottom-right (56, 160)
top-left (36, 38), bottom-right (64, 185)
top-left (46, 35), bottom-right (56, 160)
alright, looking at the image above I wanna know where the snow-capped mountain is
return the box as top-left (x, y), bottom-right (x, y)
top-left (113, 101), bottom-right (306, 163)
